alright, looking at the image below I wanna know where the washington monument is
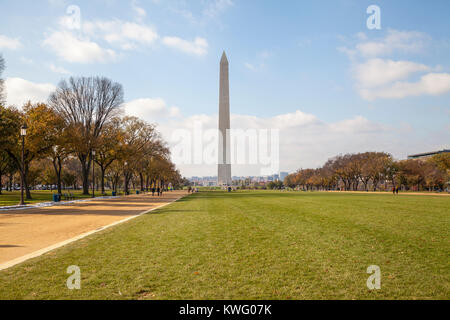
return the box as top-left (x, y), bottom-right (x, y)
top-left (218, 51), bottom-right (232, 186)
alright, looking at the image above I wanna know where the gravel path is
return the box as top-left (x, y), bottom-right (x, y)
top-left (0, 191), bottom-right (187, 267)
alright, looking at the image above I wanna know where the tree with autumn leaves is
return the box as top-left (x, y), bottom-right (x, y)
top-left (0, 75), bottom-right (184, 199)
top-left (284, 152), bottom-right (449, 192)
top-left (0, 103), bottom-right (64, 199)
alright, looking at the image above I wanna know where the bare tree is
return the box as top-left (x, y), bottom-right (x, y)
top-left (118, 116), bottom-right (159, 194)
top-left (49, 77), bottom-right (124, 195)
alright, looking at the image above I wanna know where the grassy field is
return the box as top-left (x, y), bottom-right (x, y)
top-left (0, 190), bottom-right (132, 207)
top-left (0, 191), bottom-right (448, 299)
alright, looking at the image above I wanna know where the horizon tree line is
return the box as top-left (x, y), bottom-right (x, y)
top-left (283, 151), bottom-right (450, 192)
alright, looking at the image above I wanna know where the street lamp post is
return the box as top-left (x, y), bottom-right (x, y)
top-left (92, 150), bottom-right (95, 198)
top-left (19, 124), bottom-right (28, 206)
top-left (124, 161), bottom-right (128, 195)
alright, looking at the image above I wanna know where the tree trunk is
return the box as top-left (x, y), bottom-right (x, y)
top-left (373, 179), bottom-right (379, 191)
top-left (79, 155), bottom-right (91, 195)
top-left (139, 173), bottom-right (144, 192)
top-left (52, 157), bottom-right (63, 195)
top-left (24, 163), bottom-right (32, 200)
top-left (100, 166), bottom-right (106, 195)
top-left (124, 172), bottom-right (130, 194)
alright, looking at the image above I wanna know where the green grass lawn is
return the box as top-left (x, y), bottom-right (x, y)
top-left (0, 190), bottom-right (131, 207)
top-left (0, 191), bottom-right (448, 299)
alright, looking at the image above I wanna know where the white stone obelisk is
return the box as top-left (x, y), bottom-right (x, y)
top-left (218, 51), bottom-right (232, 186)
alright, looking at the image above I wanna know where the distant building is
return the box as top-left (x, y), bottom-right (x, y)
top-left (280, 172), bottom-right (289, 181)
top-left (407, 149), bottom-right (450, 160)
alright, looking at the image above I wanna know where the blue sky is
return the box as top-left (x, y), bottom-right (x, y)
top-left (1, 0), bottom-right (449, 177)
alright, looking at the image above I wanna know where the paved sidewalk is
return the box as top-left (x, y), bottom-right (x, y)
top-left (0, 191), bottom-right (187, 268)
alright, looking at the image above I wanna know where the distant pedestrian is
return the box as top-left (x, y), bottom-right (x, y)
top-left (392, 187), bottom-right (396, 195)
top-left (396, 187), bottom-right (399, 195)
top-left (157, 187), bottom-right (161, 196)
top-left (152, 187), bottom-right (155, 196)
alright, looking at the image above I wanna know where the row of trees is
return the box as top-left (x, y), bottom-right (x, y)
top-left (0, 55), bottom-right (184, 199)
top-left (284, 152), bottom-right (450, 192)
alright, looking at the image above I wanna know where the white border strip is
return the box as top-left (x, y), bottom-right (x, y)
top-left (0, 194), bottom-right (187, 271)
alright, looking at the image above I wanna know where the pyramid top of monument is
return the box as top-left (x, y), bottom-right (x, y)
top-left (220, 51), bottom-right (228, 64)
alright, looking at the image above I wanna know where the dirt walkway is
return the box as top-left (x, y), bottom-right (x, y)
top-left (0, 191), bottom-right (187, 267)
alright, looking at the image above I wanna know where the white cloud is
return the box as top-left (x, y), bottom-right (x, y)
top-left (132, 1), bottom-right (147, 20)
top-left (339, 29), bottom-right (450, 101)
top-left (162, 37), bottom-right (208, 56)
top-left (43, 31), bottom-right (118, 63)
top-left (124, 98), bottom-right (181, 120)
top-left (5, 78), bottom-right (56, 107)
top-left (354, 58), bottom-right (430, 88)
top-left (339, 29), bottom-right (430, 60)
top-left (83, 20), bottom-right (158, 50)
top-left (360, 73), bottom-right (450, 101)
top-left (244, 50), bottom-right (271, 71)
top-left (355, 29), bottom-right (430, 57)
top-left (203, 0), bottom-right (234, 18)
top-left (48, 12), bottom-right (207, 60)
top-left (0, 34), bottom-right (22, 50)
top-left (20, 57), bottom-right (34, 65)
top-left (172, 0), bottom-right (233, 24)
top-left (244, 63), bottom-right (257, 71)
top-left (49, 64), bottom-right (70, 75)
